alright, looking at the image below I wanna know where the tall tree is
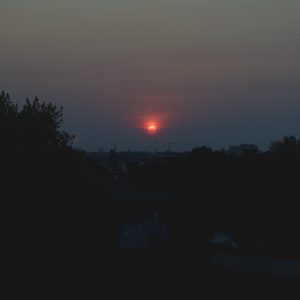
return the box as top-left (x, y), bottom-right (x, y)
top-left (1, 91), bottom-right (106, 281)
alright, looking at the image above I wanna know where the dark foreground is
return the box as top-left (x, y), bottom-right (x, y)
top-left (9, 248), bottom-right (299, 297)
top-left (48, 251), bottom-right (298, 296)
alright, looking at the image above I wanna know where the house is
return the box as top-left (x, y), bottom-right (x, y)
top-left (229, 144), bottom-right (258, 155)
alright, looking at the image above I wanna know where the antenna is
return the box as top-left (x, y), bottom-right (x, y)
top-left (164, 142), bottom-right (175, 152)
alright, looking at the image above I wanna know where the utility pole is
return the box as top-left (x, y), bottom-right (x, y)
top-left (164, 142), bottom-right (174, 152)
top-left (154, 141), bottom-right (159, 154)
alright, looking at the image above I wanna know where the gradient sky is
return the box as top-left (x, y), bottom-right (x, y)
top-left (1, 0), bottom-right (299, 152)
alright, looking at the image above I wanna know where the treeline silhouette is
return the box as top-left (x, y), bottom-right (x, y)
top-left (2, 90), bottom-right (299, 285)
top-left (1, 91), bottom-right (109, 282)
top-left (130, 140), bottom-right (300, 259)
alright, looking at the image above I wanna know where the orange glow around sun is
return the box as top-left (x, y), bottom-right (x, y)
top-left (130, 113), bottom-right (174, 135)
top-left (148, 125), bottom-right (157, 134)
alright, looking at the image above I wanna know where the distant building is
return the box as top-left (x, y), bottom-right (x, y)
top-left (75, 147), bottom-right (86, 154)
top-left (229, 144), bottom-right (258, 155)
top-left (98, 147), bottom-right (105, 153)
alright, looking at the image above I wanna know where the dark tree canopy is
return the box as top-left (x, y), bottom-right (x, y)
top-left (1, 91), bottom-right (107, 280)
top-left (1, 91), bottom-right (73, 159)
top-left (0, 91), bottom-right (104, 197)
top-left (268, 135), bottom-right (300, 161)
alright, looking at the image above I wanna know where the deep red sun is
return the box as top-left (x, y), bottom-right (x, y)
top-left (148, 125), bottom-right (156, 134)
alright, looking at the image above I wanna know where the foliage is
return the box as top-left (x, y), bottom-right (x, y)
top-left (268, 135), bottom-right (300, 161)
top-left (1, 91), bottom-right (105, 194)
top-left (1, 90), bottom-right (106, 280)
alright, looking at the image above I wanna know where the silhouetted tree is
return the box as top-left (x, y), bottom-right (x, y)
top-left (269, 135), bottom-right (300, 161)
top-left (1, 91), bottom-right (107, 281)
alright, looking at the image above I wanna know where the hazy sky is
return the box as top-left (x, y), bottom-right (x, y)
top-left (1, 0), bottom-right (299, 152)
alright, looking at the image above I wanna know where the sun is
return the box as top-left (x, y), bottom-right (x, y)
top-left (148, 125), bottom-right (157, 134)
